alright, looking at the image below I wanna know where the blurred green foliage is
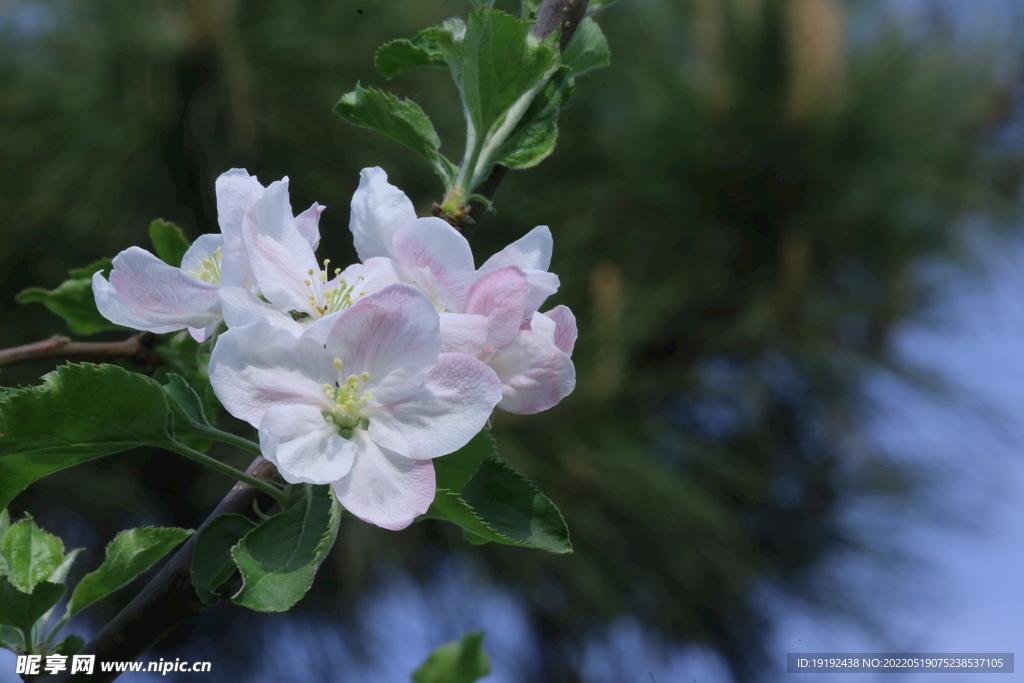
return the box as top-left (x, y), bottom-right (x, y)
top-left (0, 0), bottom-right (1018, 680)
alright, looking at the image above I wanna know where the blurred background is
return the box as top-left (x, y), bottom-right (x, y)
top-left (2, 0), bottom-right (1024, 680)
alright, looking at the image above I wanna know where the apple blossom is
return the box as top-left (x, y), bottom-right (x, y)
top-left (219, 177), bottom-right (401, 337)
top-left (347, 166), bottom-right (577, 413)
top-left (208, 283), bottom-right (503, 530)
top-left (349, 166), bottom-right (559, 318)
top-left (92, 169), bottom-right (323, 341)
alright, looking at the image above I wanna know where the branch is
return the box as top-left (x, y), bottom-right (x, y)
top-left (464, 0), bottom-right (592, 235)
top-left (38, 458), bottom-right (281, 683)
top-left (0, 332), bottom-right (159, 369)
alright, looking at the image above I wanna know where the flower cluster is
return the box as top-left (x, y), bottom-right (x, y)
top-left (94, 167), bottom-right (577, 529)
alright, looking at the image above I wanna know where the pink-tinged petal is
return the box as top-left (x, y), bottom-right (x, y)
top-left (368, 353), bottom-right (502, 460)
top-left (335, 257), bottom-right (402, 305)
top-left (488, 331), bottom-right (576, 414)
top-left (331, 432), bottom-right (435, 530)
top-left (180, 234), bottom-right (225, 274)
top-left (392, 217), bottom-right (475, 312)
top-left (92, 273), bottom-right (186, 334)
top-left (479, 226), bottom-right (559, 316)
top-left (243, 179), bottom-right (320, 315)
top-left (479, 225), bottom-right (553, 272)
top-left (542, 305), bottom-right (577, 356)
top-left (295, 202), bottom-right (325, 252)
top-left (349, 167), bottom-right (417, 261)
top-left (208, 323), bottom-right (333, 428)
top-left (439, 312), bottom-right (489, 355)
top-left (219, 287), bottom-right (307, 336)
top-left (101, 247), bottom-right (222, 329)
top-left (322, 284), bottom-right (440, 404)
top-left (259, 404), bottom-right (355, 485)
top-left (522, 271), bottom-right (560, 318)
top-left (465, 266), bottom-right (530, 350)
top-left (188, 323), bottom-right (218, 342)
top-left (216, 169), bottom-right (265, 288)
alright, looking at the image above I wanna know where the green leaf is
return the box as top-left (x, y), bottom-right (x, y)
top-left (412, 632), bottom-right (490, 683)
top-left (335, 84), bottom-right (457, 185)
top-left (375, 35), bottom-right (448, 79)
top-left (461, 8), bottom-right (558, 149)
top-left (50, 634), bottom-right (85, 657)
top-left (433, 430), bottom-right (493, 493)
top-left (428, 430), bottom-right (571, 553)
top-left (461, 457), bottom-right (571, 553)
top-left (521, 0), bottom-right (543, 21)
top-left (0, 511), bottom-right (8, 578)
top-left (468, 0), bottom-right (495, 8)
top-left (67, 258), bottom-right (114, 281)
top-left (0, 364), bottom-right (172, 511)
top-left (163, 374), bottom-right (210, 428)
top-left (148, 219), bottom-right (191, 268)
top-left (495, 66), bottom-right (574, 169)
top-left (47, 548), bottom-right (81, 585)
top-left (66, 527), bottom-right (192, 619)
top-left (191, 514), bottom-right (256, 605)
top-left (153, 331), bottom-right (219, 427)
top-left (0, 625), bottom-right (23, 653)
top-left (231, 485), bottom-right (340, 612)
top-left (162, 373), bottom-right (215, 453)
top-left (1, 517), bottom-right (65, 594)
top-left (428, 491), bottom-right (516, 546)
top-left (16, 258), bottom-right (119, 335)
top-left (561, 17), bottom-right (611, 76)
top-left (0, 577), bottom-right (65, 635)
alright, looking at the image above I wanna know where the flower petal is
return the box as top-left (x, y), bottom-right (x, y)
top-left (392, 217), bottom-right (476, 312)
top-left (180, 234), bottom-right (225, 275)
top-left (320, 284), bottom-right (440, 404)
top-left (209, 323), bottom-right (333, 428)
top-left (259, 404), bottom-right (355, 485)
top-left (368, 352), bottom-right (502, 460)
top-left (295, 202), bottom-right (325, 252)
top-left (479, 226), bottom-right (559, 316)
top-left (541, 305), bottom-right (577, 356)
top-left (335, 257), bottom-right (402, 303)
top-left (91, 272), bottom-right (186, 334)
top-left (216, 169), bottom-right (265, 288)
top-left (98, 247), bottom-right (222, 330)
top-left (488, 331), bottom-right (576, 414)
top-left (439, 312), bottom-right (489, 355)
top-left (465, 266), bottom-right (530, 350)
top-left (349, 166), bottom-right (417, 261)
top-left (219, 287), bottom-right (307, 336)
top-left (479, 225), bottom-right (553, 272)
top-left (243, 179), bottom-right (321, 315)
top-left (331, 432), bottom-right (435, 531)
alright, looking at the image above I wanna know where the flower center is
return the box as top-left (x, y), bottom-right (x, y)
top-left (322, 359), bottom-right (372, 438)
top-left (303, 259), bottom-right (368, 318)
top-left (187, 247), bottom-right (223, 284)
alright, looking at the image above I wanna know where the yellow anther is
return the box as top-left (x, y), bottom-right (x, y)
top-left (307, 268), bottom-right (314, 276)
top-left (333, 359), bottom-right (343, 371)
top-left (360, 372), bottom-right (370, 382)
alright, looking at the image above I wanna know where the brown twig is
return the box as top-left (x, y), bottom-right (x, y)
top-left (0, 332), bottom-right (159, 369)
top-left (463, 0), bottom-right (592, 237)
top-left (37, 458), bottom-right (281, 683)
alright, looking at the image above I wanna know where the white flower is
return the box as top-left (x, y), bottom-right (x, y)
top-left (347, 166), bottom-right (576, 413)
top-left (208, 283), bottom-right (503, 530)
top-left (349, 166), bottom-right (559, 317)
top-left (92, 169), bottom-right (323, 341)
top-left (219, 177), bottom-right (400, 337)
